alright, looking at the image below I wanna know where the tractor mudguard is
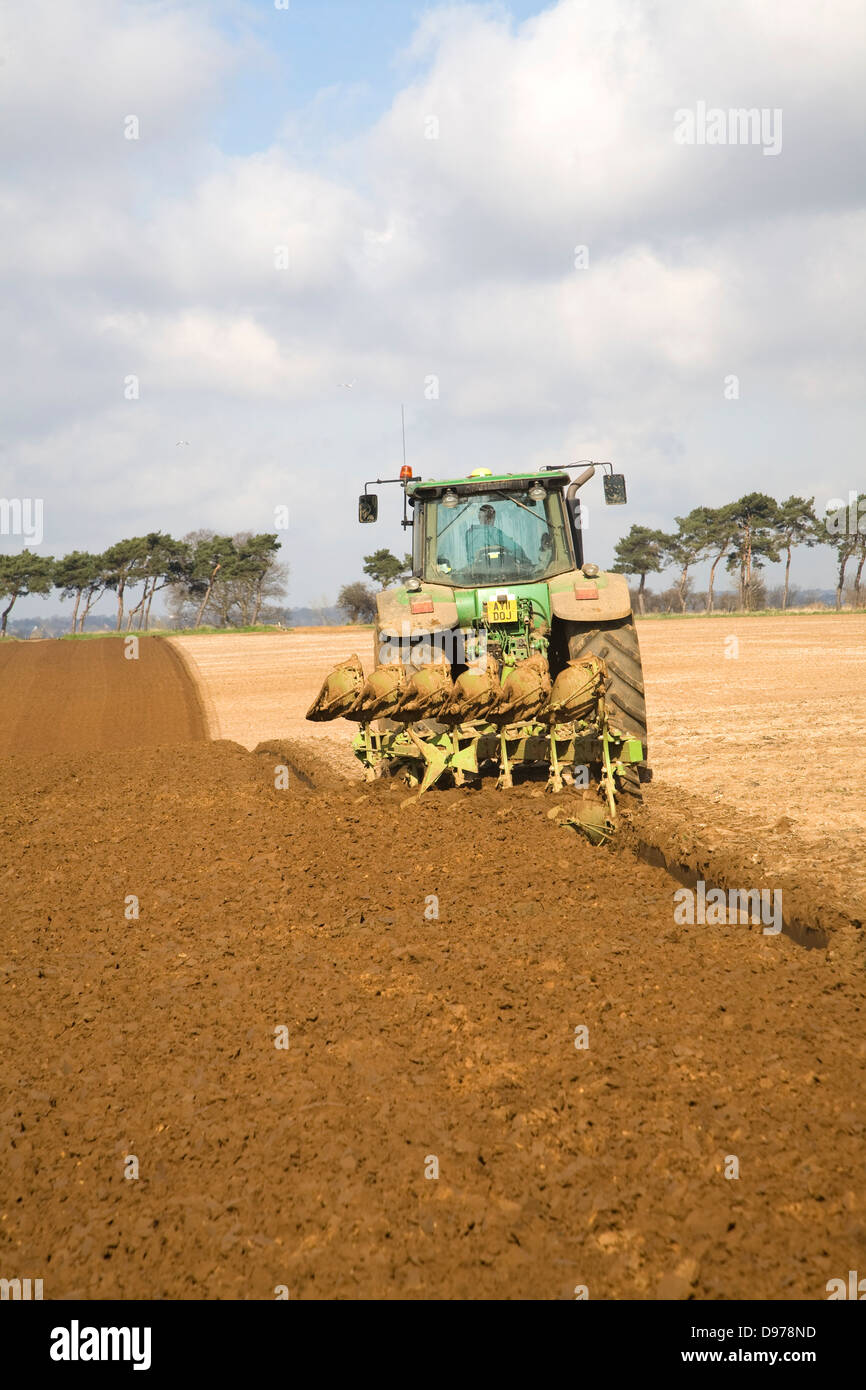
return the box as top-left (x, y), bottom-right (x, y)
top-left (548, 571), bottom-right (632, 623)
top-left (376, 584), bottom-right (459, 638)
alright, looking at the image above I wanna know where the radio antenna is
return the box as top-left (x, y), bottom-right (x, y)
top-left (401, 404), bottom-right (407, 471)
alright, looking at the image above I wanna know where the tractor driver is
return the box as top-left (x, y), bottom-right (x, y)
top-left (465, 504), bottom-right (529, 568)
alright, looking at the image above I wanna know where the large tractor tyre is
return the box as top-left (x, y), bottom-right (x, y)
top-left (566, 617), bottom-right (650, 800)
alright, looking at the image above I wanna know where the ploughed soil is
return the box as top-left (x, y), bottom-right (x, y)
top-left (639, 613), bottom-right (866, 925)
top-left (170, 616), bottom-right (866, 924)
top-left (0, 637), bottom-right (206, 756)
top-left (1, 636), bottom-right (864, 1299)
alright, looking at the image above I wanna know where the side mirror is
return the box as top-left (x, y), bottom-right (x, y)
top-left (359, 493), bottom-right (378, 523)
top-left (603, 473), bottom-right (627, 505)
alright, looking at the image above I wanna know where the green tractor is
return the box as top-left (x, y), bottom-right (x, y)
top-left (308, 460), bottom-right (650, 837)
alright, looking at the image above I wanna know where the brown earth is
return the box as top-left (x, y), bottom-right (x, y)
top-left (170, 631), bottom-right (365, 776)
top-left (640, 614), bottom-right (866, 892)
top-left (0, 637), bottom-right (206, 757)
top-left (1, 630), bottom-right (864, 1301)
top-left (171, 616), bottom-right (866, 927)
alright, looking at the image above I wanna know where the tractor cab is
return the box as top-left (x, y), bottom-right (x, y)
top-left (359, 463), bottom-right (627, 589)
top-left (410, 471), bottom-right (574, 588)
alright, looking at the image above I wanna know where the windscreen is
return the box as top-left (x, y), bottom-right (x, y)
top-left (421, 489), bottom-right (572, 586)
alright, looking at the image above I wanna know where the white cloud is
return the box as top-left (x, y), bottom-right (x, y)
top-left (2, 0), bottom-right (865, 608)
top-left (0, 0), bottom-right (233, 174)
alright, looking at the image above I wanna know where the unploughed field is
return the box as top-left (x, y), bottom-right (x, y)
top-left (1, 617), bottom-right (864, 1300)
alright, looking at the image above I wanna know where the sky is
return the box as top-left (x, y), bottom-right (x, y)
top-left (1, 0), bottom-right (865, 615)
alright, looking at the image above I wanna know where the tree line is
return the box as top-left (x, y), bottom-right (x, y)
top-left (612, 492), bottom-right (866, 613)
top-left (0, 532), bottom-right (285, 636)
top-left (333, 496), bottom-right (866, 624)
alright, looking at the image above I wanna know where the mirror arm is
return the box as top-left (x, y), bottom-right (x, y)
top-left (363, 476), bottom-right (420, 490)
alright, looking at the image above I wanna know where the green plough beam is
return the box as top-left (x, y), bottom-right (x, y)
top-left (353, 718), bottom-right (644, 811)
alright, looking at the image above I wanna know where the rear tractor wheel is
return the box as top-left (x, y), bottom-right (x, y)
top-left (566, 616), bottom-right (650, 802)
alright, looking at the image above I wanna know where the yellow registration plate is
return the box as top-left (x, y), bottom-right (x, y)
top-left (485, 597), bottom-right (518, 624)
